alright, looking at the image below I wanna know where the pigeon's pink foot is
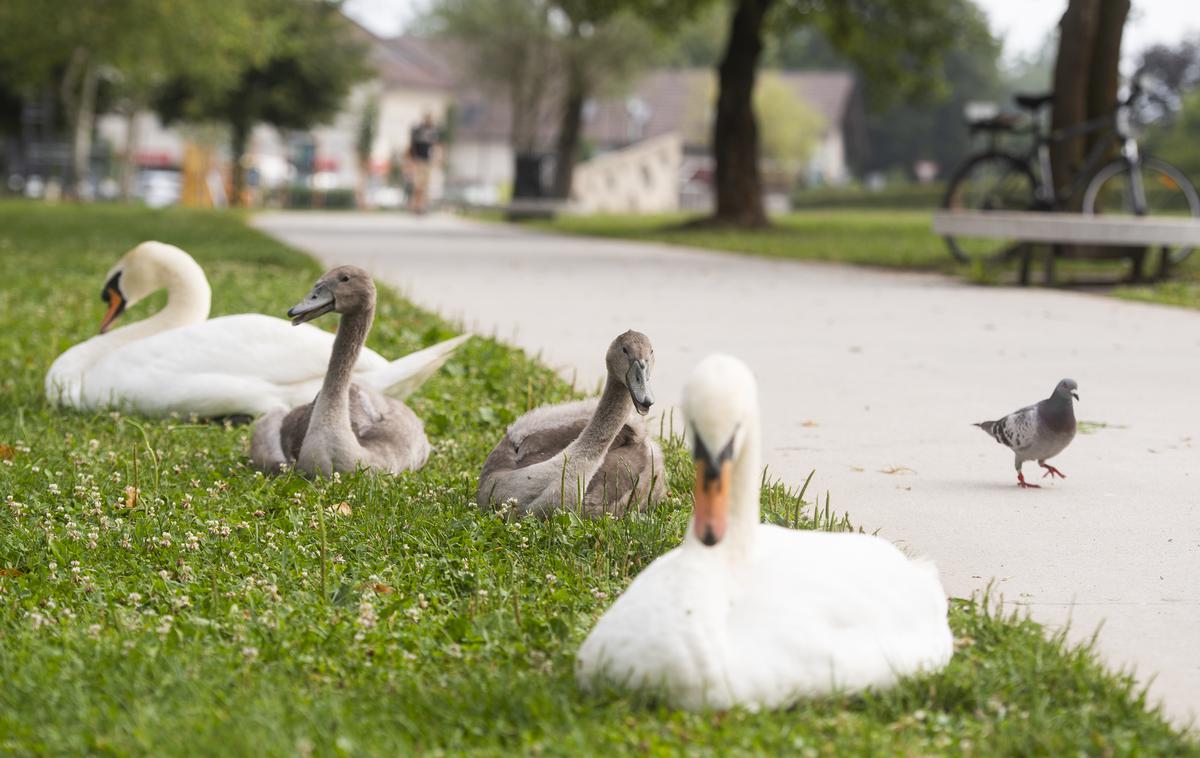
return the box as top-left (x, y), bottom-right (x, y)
top-left (1039, 463), bottom-right (1066, 479)
top-left (1017, 472), bottom-right (1041, 488)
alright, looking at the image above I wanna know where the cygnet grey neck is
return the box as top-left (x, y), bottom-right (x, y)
top-left (566, 373), bottom-right (632, 461)
top-left (310, 299), bottom-right (375, 427)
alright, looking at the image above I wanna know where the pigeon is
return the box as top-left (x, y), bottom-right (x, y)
top-left (975, 379), bottom-right (1078, 488)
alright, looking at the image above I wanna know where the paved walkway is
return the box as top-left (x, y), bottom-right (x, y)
top-left (255, 211), bottom-right (1200, 725)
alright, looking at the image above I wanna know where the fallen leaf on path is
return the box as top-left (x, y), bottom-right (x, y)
top-left (849, 466), bottom-right (864, 472)
top-left (878, 465), bottom-right (916, 475)
top-left (801, 420), bottom-right (819, 428)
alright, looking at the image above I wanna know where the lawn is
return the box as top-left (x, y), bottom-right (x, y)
top-left (525, 211), bottom-right (1200, 310)
top-left (1, 202), bottom-right (1195, 755)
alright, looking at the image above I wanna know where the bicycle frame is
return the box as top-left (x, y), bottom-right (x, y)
top-left (1016, 101), bottom-right (1146, 213)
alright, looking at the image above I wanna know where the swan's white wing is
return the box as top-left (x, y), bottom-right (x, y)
top-left (77, 314), bottom-right (387, 417)
top-left (578, 529), bottom-right (953, 711)
top-left (576, 547), bottom-right (730, 710)
top-left (731, 528), bottom-right (953, 703)
top-left (360, 334), bottom-right (470, 400)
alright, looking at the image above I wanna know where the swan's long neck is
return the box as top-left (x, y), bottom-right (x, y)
top-left (687, 414), bottom-right (763, 555)
top-left (726, 416), bottom-right (763, 548)
top-left (309, 303), bottom-right (373, 436)
top-left (561, 374), bottom-right (631, 481)
top-left (50, 258), bottom-right (212, 375)
top-left (110, 263), bottom-right (212, 344)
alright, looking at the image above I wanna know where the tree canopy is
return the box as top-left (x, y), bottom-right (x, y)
top-left (155, 0), bottom-right (370, 205)
top-left (0, 0), bottom-right (263, 194)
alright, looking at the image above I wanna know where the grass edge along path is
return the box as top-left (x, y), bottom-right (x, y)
top-left (511, 210), bottom-right (1200, 311)
top-left (0, 201), bottom-right (1194, 755)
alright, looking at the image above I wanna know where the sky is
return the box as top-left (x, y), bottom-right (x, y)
top-left (343, 0), bottom-right (1200, 64)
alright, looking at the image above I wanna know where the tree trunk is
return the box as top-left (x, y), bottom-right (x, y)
top-left (119, 107), bottom-right (140, 201)
top-left (230, 120), bottom-right (250, 207)
top-left (60, 47), bottom-right (98, 200)
top-left (1085, 0), bottom-right (1129, 159)
top-left (551, 64), bottom-right (586, 201)
top-left (712, 0), bottom-right (772, 227)
top-left (356, 158), bottom-right (370, 209)
top-left (1050, 0), bottom-right (1129, 210)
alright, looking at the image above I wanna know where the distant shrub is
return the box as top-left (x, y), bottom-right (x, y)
top-left (791, 183), bottom-right (944, 210)
top-left (281, 187), bottom-right (358, 210)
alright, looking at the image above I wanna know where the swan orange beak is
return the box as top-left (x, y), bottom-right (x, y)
top-left (693, 458), bottom-right (730, 547)
top-left (98, 286), bottom-right (125, 334)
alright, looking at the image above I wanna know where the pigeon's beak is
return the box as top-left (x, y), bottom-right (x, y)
top-left (1071, 391), bottom-right (1079, 401)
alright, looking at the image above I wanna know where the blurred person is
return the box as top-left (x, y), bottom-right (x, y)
top-left (406, 113), bottom-right (440, 214)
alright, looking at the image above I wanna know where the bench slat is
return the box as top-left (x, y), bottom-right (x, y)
top-left (932, 210), bottom-right (1200, 246)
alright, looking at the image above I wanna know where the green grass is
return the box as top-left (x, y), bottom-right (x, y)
top-left (1, 202), bottom-right (1195, 755)
top-left (523, 210), bottom-right (1200, 310)
top-left (528, 210), bottom-right (952, 271)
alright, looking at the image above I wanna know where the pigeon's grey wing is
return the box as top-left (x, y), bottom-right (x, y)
top-left (994, 406), bottom-right (1040, 451)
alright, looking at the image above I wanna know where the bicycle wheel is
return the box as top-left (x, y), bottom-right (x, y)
top-left (941, 152), bottom-right (1038, 264)
top-left (1082, 156), bottom-right (1200, 263)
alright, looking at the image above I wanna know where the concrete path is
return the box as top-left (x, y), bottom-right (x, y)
top-left (255, 211), bottom-right (1200, 725)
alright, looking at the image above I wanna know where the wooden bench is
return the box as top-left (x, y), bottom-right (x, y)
top-left (931, 210), bottom-right (1200, 285)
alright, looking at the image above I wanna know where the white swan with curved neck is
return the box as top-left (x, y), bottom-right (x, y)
top-left (576, 355), bottom-right (954, 711)
top-left (45, 241), bottom-right (466, 418)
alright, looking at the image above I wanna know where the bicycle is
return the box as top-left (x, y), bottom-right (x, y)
top-left (941, 77), bottom-right (1200, 268)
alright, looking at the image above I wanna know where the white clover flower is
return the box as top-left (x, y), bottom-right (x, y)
top-left (156, 614), bottom-right (174, 636)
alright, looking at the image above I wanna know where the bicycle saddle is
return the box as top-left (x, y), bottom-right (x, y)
top-left (1014, 92), bottom-right (1053, 110)
top-left (967, 112), bottom-right (1021, 132)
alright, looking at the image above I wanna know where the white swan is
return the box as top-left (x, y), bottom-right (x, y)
top-left (45, 241), bottom-right (467, 418)
top-left (251, 267), bottom-right (433, 476)
top-left (576, 354), bottom-right (954, 711)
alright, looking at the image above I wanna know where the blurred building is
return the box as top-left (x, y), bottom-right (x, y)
top-left (79, 21), bottom-right (864, 211)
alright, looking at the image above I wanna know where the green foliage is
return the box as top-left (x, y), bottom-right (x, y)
top-left (788, 0), bottom-right (965, 108)
top-left (791, 183), bottom-right (944, 210)
top-left (272, 187), bottom-right (359, 210)
top-left (755, 72), bottom-right (824, 173)
top-left (529, 209), bottom-right (1200, 309)
top-left (156, 0), bottom-right (369, 134)
top-left (356, 95), bottom-right (381, 168)
top-left (680, 70), bottom-right (825, 173)
top-left (859, 0), bottom-right (1004, 177)
top-left (428, 0), bottom-right (557, 151)
top-left (0, 202), bottom-right (1195, 754)
top-left (428, 0), bottom-right (657, 154)
top-left (531, 210), bottom-right (959, 270)
top-left (1145, 90), bottom-right (1200, 180)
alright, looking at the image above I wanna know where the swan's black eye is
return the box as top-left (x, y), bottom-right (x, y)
top-left (340, 275), bottom-right (350, 283)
